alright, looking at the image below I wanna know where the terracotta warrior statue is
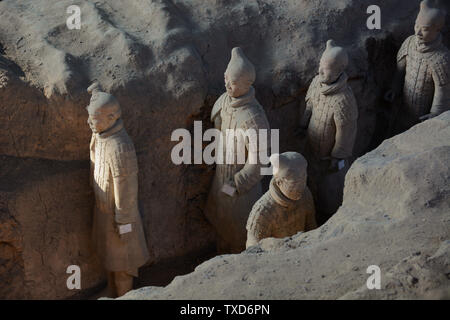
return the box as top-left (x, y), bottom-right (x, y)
top-left (87, 82), bottom-right (149, 297)
top-left (205, 47), bottom-right (270, 254)
top-left (299, 40), bottom-right (358, 224)
top-left (300, 39), bottom-right (358, 166)
top-left (246, 152), bottom-right (316, 248)
top-left (385, 0), bottom-right (449, 131)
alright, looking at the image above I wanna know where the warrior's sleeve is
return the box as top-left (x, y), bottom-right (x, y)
top-left (89, 134), bottom-right (96, 187)
top-left (300, 77), bottom-right (317, 129)
top-left (234, 107), bottom-right (270, 194)
top-left (246, 198), bottom-right (272, 248)
top-left (430, 53), bottom-right (450, 115)
top-left (211, 93), bottom-right (227, 130)
top-left (396, 36), bottom-right (411, 67)
top-left (109, 141), bottom-right (139, 224)
top-left (332, 92), bottom-right (358, 159)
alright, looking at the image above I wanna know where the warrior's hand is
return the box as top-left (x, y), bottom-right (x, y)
top-left (221, 181), bottom-right (237, 197)
top-left (116, 223), bottom-right (132, 239)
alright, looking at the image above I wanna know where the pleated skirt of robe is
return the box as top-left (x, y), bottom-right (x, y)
top-left (92, 203), bottom-right (149, 277)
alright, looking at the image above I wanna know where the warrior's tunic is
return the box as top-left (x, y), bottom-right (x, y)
top-left (301, 73), bottom-right (358, 161)
top-left (90, 119), bottom-right (149, 276)
top-left (205, 87), bottom-right (270, 253)
top-left (397, 35), bottom-right (450, 126)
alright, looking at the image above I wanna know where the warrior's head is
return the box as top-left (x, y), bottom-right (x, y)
top-left (224, 47), bottom-right (256, 98)
top-left (415, 0), bottom-right (446, 44)
top-left (270, 152), bottom-right (308, 201)
top-left (319, 40), bottom-right (348, 85)
top-left (86, 82), bottom-right (121, 134)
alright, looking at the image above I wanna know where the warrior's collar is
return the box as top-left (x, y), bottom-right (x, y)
top-left (319, 72), bottom-right (348, 96)
top-left (415, 34), bottom-right (442, 54)
top-left (269, 178), bottom-right (303, 208)
top-left (97, 118), bottom-right (124, 140)
top-left (229, 86), bottom-right (256, 108)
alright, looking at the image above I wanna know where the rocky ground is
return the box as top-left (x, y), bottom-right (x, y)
top-left (0, 0), bottom-right (449, 299)
top-left (120, 112), bottom-right (450, 300)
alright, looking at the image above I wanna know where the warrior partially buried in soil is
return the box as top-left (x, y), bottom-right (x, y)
top-left (246, 152), bottom-right (316, 248)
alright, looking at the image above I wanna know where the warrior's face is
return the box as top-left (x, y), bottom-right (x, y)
top-left (415, 16), bottom-right (440, 44)
top-left (275, 177), bottom-right (305, 201)
top-left (87, 112), bottom-right (117, 134)
top-left (224, 72), bottom-right (250, 98)
top-left (318, 59), bottom-right (341, 85)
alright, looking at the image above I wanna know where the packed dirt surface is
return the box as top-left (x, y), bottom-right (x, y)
top-left (0, 0), bottom-right (449, 298)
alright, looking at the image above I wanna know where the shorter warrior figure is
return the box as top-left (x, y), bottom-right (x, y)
top-left (87, 82), bottom-right (149, 297)
top-left (299, 40), bottom-right (358, 224)
top-left (246, 152), bottom-right (316, 248)
top-left (385, 0), bottom-right (449, 131)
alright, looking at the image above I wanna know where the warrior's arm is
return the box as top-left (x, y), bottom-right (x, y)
top-left (391, 58), bottom-right (406, 98)
top-left (420, 59), bottom-right (450, 120)
top-left (429, 73), bottom-right (450, 116)
top-left (300, 78), bottom-right (316, 129)
top-left (211, 93), bottom-right (226, 130)
top-left (89, 134), bottom-right (96, 187)
top-left (385, 38), bottom-right (408, 102)
top-left (109, 143), bottom-right (139, 225)
top-left (245, 233), bottom-right (259, 248)
top-left (234, 116), bottom-right (270, 194)
top-left (113, 173), bottom-right (138, 225)
top-left (234, 151), bottom-right (265, 195)
top-left (299, 100), bottom-right (313, 129)
top-left (246, 206), bottom-right (271, 248)
top-left (331, 101), bottom-right (358, 159)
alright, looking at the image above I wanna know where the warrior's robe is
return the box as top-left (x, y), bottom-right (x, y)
top-left (90, 119), bottom-right (149, 276)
